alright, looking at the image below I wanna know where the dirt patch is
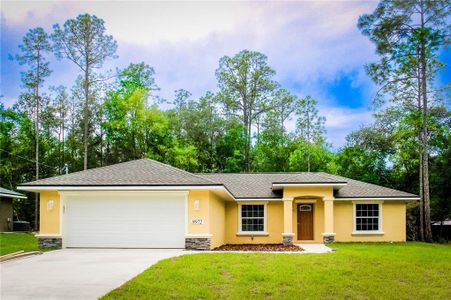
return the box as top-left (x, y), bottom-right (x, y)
top-left (213, 244), bottom-right (303, 252)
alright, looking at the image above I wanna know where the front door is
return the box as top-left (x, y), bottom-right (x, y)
top-left (297, 204), bottom-right (314, 240)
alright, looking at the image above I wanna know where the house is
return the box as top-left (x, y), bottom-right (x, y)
top-left (0, 187), bottom-right (27, 232)
top-left (18, 159), bottom-right (419, 250)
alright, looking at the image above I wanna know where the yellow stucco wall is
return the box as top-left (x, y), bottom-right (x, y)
top-left (283, 186), bottom-right (334, 199)
top-left (209, 192), bottom-right (226, 248)
top-left (37, 186), bottom-right (408, 245)
top-left (187, 190), bottom-right (210, 235)
top-left (334, 201), bottom-right (407, 242)
top-left (224, 201), bottom-right (284, 244)
top-left (39, 191), bottom-right (60, 234)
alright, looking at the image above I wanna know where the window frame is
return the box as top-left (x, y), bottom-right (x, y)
top-left (237, 202), bottom-right (268, 235)
top-left (352, 201), bottom-right (384, 235)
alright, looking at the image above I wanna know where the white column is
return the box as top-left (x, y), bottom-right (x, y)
top-left (282, 198), bottom-right (295, 245)
top-left (322, 198), bottom-right (336, 243)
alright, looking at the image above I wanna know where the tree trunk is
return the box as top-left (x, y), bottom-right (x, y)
top-left (62, 108), bottom-right (65, 174)
top-left (34, 50), bottom-right (40, 231)
top-left (417, 59), bottom-right (424, 242)
top-left (83, 67), bottom-right (89, 170)
top-left (419, 0), bottom-right (432, 242)
top-left (243, 108), bottom-right (250, 172)
top-left (419, 144), bottom-right (424, 241)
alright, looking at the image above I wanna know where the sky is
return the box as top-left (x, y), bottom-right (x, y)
top-left (1, 1), bottom-right (450, 148)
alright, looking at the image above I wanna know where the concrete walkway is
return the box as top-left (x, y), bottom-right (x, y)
top-left (298, 243), bottom-right (334, 253)
top-left (1, 249), bottom-right (189, 300)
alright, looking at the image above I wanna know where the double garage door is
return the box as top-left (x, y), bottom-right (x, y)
top-left (64, 192), bottom-right (186, 248)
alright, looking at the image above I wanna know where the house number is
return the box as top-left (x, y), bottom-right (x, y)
top-left (192, 219), bottom-right (204, 225)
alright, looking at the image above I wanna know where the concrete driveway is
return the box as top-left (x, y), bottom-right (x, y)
top-left (1, 248), bottom-right (189, 300)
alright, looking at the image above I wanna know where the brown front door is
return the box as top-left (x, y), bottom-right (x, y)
top-left (297, 204), bottom-right (314, 240)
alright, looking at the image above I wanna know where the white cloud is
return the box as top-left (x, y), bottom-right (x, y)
top-left (1, 0), bottom-right (380, 147)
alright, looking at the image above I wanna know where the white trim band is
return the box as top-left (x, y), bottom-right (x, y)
top-left (35, 234), bottom-right (62, 238)
top-left (337, 197), bottom-right (419, 201)
top-left (272, 183), bottom-right (347, 189)
top-left (282, 233), bottom-right (295, 237)
top-left (236, 232), bottom-right (269, 236)
top-left (352, 231), bottom-right (385, 235)
top-left (321, 232), bottom-right (336, 236)
top-left (185, 234), bottom-right (212, 238)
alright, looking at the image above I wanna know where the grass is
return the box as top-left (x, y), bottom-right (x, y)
top-left (0, 232), bottom-right (39, 256)
top-left (102, 243), bottom-right (451, 300)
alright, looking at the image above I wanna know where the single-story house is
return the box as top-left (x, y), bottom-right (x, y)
top-left (0, 187), bottom-right (27, 232)
top-left (18, 159), bottom-right (419, 250)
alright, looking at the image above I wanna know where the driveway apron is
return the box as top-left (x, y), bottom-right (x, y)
top-left (1, 248), bottom-right (189, 300)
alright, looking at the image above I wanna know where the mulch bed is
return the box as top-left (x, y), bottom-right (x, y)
top-left (213, 244), bottom-right (304, 252)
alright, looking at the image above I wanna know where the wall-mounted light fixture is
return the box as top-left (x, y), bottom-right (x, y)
top-left (47, 200), bottom-right (54, 211)
top-left (194, 199), bottom-right (200, 210)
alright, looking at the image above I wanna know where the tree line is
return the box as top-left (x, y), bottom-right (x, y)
top-left (1, 1), bottom-right (449, 241)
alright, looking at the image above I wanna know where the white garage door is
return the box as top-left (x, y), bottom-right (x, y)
top-left (64, 192), bottom-right (186, 248)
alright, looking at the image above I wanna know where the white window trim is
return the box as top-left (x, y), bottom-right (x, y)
top-left (352, 201), bottom-right (384, 235)
top-left (237, 202), bottom-right (268, 235)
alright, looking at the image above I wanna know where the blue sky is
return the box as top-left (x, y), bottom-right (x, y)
top-left (1, 1), bottom-right (449, 148)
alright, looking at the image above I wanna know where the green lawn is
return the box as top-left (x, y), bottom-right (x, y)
top-left (0, 232), bottom-right (39, 256)
top-left (103, 243), bottom-right (451, 300)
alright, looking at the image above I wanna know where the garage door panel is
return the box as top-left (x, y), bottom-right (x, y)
top-left (64, 193), bottom-right (186, 248)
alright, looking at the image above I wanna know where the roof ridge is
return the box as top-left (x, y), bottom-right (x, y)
top-left (315, 172), bottom-right (347, 182)
top-left (196, 172), bottom-right (323, 175)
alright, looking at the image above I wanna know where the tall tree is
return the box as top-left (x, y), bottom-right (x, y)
top-left (253, 88), bottom-right (297, 172)
top-left (216, 50), bottom-right (277, 171)
top-left (15, 27), bottom-right (52, 181)
top-left (295, 96), bottom-right (326, 171)
top-left (15, 27), bottom-right (52, 230)
top-left (102, 63), bottom-right (172, 164)
top-left (358, 0), bottom-right (450, 242)
top-left (52, 14), bottom-right (117, 170)
top-left (50, 86), bottom-right (69, 173)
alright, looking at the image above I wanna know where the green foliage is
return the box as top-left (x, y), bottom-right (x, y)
top-left (16, 27), bottom-right (52, 93)
top-left (166, 145), bottom-right (199, 173)
top-left (295, 96), bottom-right (326, 145)
top-left (288, 142), bottom-right (335, 173)
top-left (0, 233), bottom-right (39, 255)
top-left (52, 14), bottom-right (117, 70)
top-left (358, 0), bottom-right (449, 107)
top-left (251, 131), bottom-right (294, 172)
top-left (335, 146), bottom-right (387, 185)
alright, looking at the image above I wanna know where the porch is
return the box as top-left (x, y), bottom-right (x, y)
top-left (282, 194), bottom-right (336, 245)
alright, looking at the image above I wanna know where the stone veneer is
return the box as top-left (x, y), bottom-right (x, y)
top-left (185, 237), bottom-right (211, 250)
top-left (282, 233), bottom-right (295, 246)
top-left (322, 234), bottom-right (336, 243)
top-left (38, 237), bottom-right (62, 249)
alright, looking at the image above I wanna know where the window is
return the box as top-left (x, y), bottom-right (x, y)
top-left (355, 203), bottom-right (380, 231)
top-left (240, 204), bottom-right (265, 232)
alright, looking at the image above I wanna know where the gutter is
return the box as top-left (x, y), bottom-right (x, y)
top-left (0, 192), bottom-right (27, 199)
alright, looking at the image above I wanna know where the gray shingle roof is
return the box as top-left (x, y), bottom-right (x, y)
top-left (19, 158), bottom-right (417, 199)
top-left (318, 173), bottom-right (418, 198)
top-left (197, 173), bottom-right (345, 199)
top-left (0, 187), bottom-right (26, 198)
top-left (20, 159), bottom-right (217, 186)
top-left (197, 172), bottom-right (418, 199)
